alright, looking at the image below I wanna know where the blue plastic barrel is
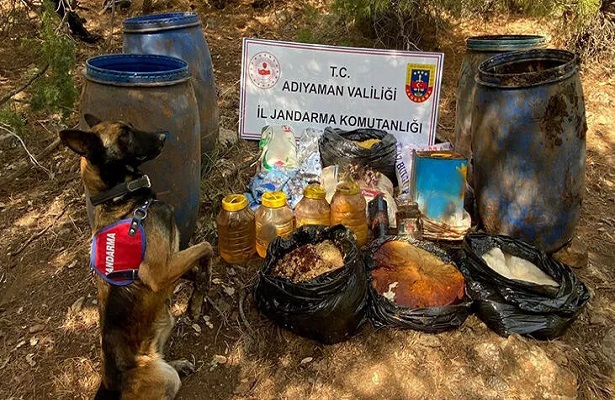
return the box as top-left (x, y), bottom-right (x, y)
top-left (81, 54), bottom-right (200, 248)
top-left (472, 49), bottom-right (586, 253)
top-left (454, 35), bottom-right (546, 166)
top-left (123, 12), bottom-right (219, 168)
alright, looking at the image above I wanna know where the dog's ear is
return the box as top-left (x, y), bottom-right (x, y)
top-left (59, 129), bottom-right (100, 157)
top-left (84, 114), bottom-right (102, 128)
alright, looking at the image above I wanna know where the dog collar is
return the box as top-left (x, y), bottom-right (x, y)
top-left (90, 175), bottom-right (151, 206)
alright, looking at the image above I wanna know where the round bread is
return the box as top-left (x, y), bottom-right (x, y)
top-left (372, 240), bottom-right (465, 308)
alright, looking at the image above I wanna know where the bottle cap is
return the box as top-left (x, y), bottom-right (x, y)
top-left (261, 191), bottom-right (287, 208)
top-left (303, 184), bottom-right (326, 200)
top-left (222, 194), bottom-right (248, 212)
top-left (336, 182), bottom-right (360, 196)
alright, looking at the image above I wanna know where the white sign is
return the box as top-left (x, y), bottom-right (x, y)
top-left (239, 38), bottom-right (444, 147)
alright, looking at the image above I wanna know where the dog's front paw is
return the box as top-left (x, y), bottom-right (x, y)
top-left (199, 241), bottom-right (213, 260)
top-left (188, 284), bottom-right (207, 321)
top-left (168, 358), bottom-right (196, 377)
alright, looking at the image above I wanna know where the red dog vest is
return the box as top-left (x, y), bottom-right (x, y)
top-left (90, 220), bottom-right (146, 286)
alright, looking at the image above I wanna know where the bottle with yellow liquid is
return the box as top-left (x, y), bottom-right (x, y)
top-left (330, 182), bottom-right (368, 246)
top-left (294, 184), bottom-right (330, 228)
top-left (216, 194), bottom-right (256, 265)
top-left (255, 191), bottom-right (294, 258)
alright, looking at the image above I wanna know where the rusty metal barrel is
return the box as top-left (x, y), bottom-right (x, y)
top-left (454, 35), bottom-right (546, 165)
top-left (123, 12), bottom-right (219, 170)
top-left (80, 54), bottom-right (200, 248)
top-left (472, 49), bottom-right (586, 253)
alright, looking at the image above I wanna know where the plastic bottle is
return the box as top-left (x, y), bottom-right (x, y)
top-left (216, 194), bottom-right (256, 265)
top-left (330, 182), bottom-right (368, 247)
top-left (255, 191), bottom-right (295, 258)
top-left (295, 184), bottom-right (331, 228)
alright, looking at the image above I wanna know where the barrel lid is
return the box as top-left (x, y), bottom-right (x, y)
top-left (303, 184), bottom-right (327, 200)
top-left (476, 49), bottom-right (579, 88)
top-left (336, 182), bottom-right (360, 196)
top-left (261, 191), bottom-right (287, 208)
top-left (466, 35), bottom-right (546, 52)
top-left (85, 54), bottom-right (190, 86)
top-left (123, 12), bottom-right (201, 33)
top-left (222, 194), bottom-right (248, 212)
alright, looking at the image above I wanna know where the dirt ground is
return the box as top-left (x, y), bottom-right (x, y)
top-left (0, 0), bottom-right (614, 399)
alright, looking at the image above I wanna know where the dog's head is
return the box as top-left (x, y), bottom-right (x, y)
top-left (59, 114), bottom-right (166, 168)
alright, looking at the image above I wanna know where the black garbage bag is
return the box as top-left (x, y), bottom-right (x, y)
top-left (457, 233), bottom-right (590, 340)
top-left (254, 225), bottom-right (369, 344)
top-left (366, 237), bottom-right (472, 332)
top-left (319, 127), bottom-right (398, 186)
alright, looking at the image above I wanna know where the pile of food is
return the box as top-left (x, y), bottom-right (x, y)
top-left (371, 240), bottom-right (465, 308)
top-left (355, 138), bottom-right (381, 149)
top-left (481, 247), bottom-right (559, 287)
top-left (270, 240), bottom-right (345, 283)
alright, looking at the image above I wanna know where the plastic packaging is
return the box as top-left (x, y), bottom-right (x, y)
top-left (366, 237), bottom-right (472, 332)
top-left (255, 191), bottom-right (294, 258)
top-left (216, 194), bottom-right (256, 265)
top-left (259, 125), bottom-right (297, 171)
top-left (295, 184), bottom-right (331, 228)
top-left (456, 233), bottom-right (590, 339)
top-left (296, 128), bottom-right (323, 179)
top-left (319, 127), bottom-right (398, 186)
top-left (254, 225), bottom-right (368, 344)
top-left (357, 170), bottom-right (398, 229)
top-left (330, 182), bottom-right (368, 247)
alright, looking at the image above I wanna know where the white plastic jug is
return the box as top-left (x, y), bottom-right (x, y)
top-left (259, 125), bottom-right (297, 171)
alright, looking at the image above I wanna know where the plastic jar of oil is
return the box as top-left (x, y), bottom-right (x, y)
top-left (216, 194), bottom-right (256, 265)
top-left (255, 191), bottom-right (294, 258)
top-left (295, 184), bottom-right (330, 228)
top-left (330, 182), bottom-right (368, 246)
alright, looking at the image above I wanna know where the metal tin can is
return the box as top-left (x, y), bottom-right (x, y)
top-left (412, 151), bottom-right (468, 223)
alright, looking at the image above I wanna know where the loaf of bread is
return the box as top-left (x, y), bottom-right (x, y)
top-left (372, 240), bottom-right (465, 308)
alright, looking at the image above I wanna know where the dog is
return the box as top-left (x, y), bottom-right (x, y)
top-left (60, 114), bottom-right (213, 399)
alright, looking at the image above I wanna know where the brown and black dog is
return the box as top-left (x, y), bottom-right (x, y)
top-left (60, 114), bottom-right (212, 399)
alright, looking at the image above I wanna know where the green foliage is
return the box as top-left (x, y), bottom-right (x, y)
top-left (295, 4), bottom-right (321, 43)
top-left (568, 0), bottom-right (602, 20)
top-left (332, 0), bottom-right (612, 56)
top-left (293, 3), bottom-right (360, 47)
top-left (29, 0), bottom-right (77, 118)
top-left (569, 1), bottom-right (615, 62)
top-left (333, 0), bottom-right (455, 49)
top-left (0, 106), bottom-right (26, 135)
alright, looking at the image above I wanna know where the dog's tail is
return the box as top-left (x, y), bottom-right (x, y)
top-left (94, 385), bottom-right (120, 400)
